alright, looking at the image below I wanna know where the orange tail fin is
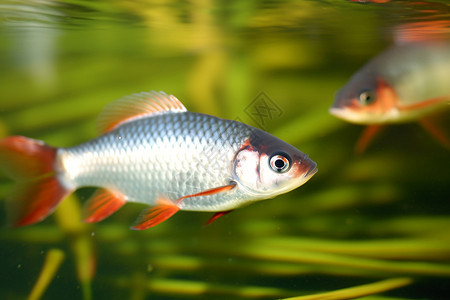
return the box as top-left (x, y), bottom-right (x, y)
top-left (0, 136), bottom-right (73, 226)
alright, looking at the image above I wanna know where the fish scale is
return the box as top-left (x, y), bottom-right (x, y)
top-left (58, 112), bottom-right (254, 211)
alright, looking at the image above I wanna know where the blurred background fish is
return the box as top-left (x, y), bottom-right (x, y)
top-left (330, 42), bottom-right (450, 153)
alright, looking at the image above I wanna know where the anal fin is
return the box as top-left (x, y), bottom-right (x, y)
top-left (83, 189), bottom-right (126, 223)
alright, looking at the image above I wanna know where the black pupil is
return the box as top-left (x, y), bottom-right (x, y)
top-left (359, 89), bottom-right (375, 105)
top-left (275, 158), bottom-right (285, 169)
top-left (363, 93), bottom-right (371, 101)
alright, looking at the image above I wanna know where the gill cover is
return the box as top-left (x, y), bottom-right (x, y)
top-left (233, 129), bottom-right (317, 198)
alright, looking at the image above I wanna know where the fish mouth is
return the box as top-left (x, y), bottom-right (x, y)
top-left (304, 164), bottom-right (318, 179)
top-left (329, 107), bottom-right (371, 125)
top-left (300, 154), bottom-right (317, 178)
top-left (276, 160), bottom-right (317, 195)
top-left (329, 107), bottom-right (347, 119)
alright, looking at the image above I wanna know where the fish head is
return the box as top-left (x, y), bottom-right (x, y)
top-left (233, 129), bottom-right (317, 200)
top-left (330, 71), bottom-right (399, 124)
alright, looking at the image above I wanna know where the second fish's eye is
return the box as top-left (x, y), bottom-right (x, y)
top-left (269, 154), bottom-right (290, 173)
top-left (358, 89), bottom-right (376, 105)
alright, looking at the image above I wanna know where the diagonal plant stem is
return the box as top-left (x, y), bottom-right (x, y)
top-left (282, 277), bottom-right (413, 300)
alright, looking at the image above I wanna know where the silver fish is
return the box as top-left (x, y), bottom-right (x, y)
top-left (330, 42), bottom-right (450, 125)
top-left (0, 91), bottom-right (317, 229)
top-left (329, 42), bottom-right (450, 153)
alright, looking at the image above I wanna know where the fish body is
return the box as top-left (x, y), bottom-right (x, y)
top-left (330, 42), bottom-right (450, 124)
top-left (0, 91), bottom-right (317, 229)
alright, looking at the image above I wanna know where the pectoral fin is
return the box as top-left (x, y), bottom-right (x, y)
top-left (355, 125), bottom-right (384, 155)
top-left (176, 182), bottom-right (237, 204)
top-left (83, 188), bottom-right (126, 223)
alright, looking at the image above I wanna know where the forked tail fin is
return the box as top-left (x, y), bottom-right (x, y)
top-left (0, 136), bottom-right (72, 226)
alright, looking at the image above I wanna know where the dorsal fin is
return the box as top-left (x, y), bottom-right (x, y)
top-left (97, 91), bottom-right (187, 133)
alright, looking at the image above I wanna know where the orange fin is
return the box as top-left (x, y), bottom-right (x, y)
top-left (97, 91), bottom-right (187, 133)
top-left (130, 183), bottom-right (237, 230)
top-left (398, 97), bottom-right (447, 111)
top-left (130, 198), bottom-right (180, 230)
top-left (177, 182), bottom-right (237, 203)
top-left (83, 189), bottom-right (126, 223)
top-left (419, 117), bottom-right (450, 149)
top-left (205, 210), bottom-right (234, 226)
top-left (0, 136), bottom-right (73, 226)
top-left (355, 125), bottom-right (384, 155)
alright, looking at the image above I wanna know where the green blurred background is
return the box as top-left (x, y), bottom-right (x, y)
top-left (0, 0), bottom-right (449, 299)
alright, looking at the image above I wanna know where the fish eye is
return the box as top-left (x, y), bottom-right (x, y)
top-left (269, 153), bottom-right (291, 173)
top-left (358, 89), bottom-right (376, 105)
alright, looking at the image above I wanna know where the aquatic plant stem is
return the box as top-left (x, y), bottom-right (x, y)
top-left (282, 277), bottom-right (413, 300)
top-left (54, 195), bottom-right (94, 300)
top-left (27, 248), bottom-right (65, 300)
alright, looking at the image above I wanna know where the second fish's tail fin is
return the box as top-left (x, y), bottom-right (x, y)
top-left (0, 136), bottom-right (73, 226)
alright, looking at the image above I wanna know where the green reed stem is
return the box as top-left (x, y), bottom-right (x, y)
top-left (27, 248), bottom-right (65, 300)
top-left (282, 277), bottom-right (413, 300)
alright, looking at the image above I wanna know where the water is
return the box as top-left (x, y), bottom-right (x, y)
top-left (1, 1), bottom-right (449, 299)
